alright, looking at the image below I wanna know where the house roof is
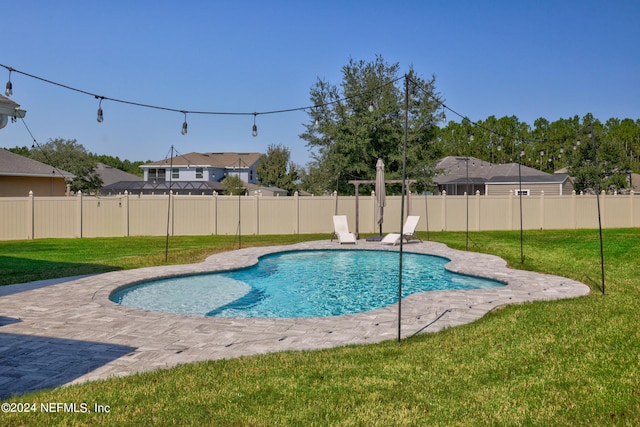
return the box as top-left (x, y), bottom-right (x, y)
top-left (433, 156), bottom-right (561, 185)
top-left (95, 163), bottom-right (142, 186)
top-left (0, 148), bottom-right (74, 178)
top-left (141, 152), bottom-right (262, 169)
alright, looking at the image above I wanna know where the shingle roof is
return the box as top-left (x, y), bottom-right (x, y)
top-left (141, 152), bottom-right (262, 168)
top-left (95, 163), bottom-right (142, 186)
top-left (0, 148), bottom-right (74, 178)
top-left (433, 156), bottom-right (558, 185)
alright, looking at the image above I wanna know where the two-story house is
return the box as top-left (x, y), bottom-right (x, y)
top-left (100, 152), bottom-right (262, 195)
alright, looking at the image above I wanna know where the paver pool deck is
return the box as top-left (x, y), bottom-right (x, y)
top-left (0, 240), bottom-right (590, 399)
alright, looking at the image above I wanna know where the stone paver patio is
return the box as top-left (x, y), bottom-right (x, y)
top-left (0, 240), bottom-right (590, 399)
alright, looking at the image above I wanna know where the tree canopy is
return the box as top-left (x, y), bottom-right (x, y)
top-left (30, 138), bottom-right (103, 194)
top-left (255, 144), bottom-right (299, 195)
top-left (300, 55), bottom-right (444, 195)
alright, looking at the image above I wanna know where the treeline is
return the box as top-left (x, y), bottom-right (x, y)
top-left (430, 113), bottom-right (640, 193)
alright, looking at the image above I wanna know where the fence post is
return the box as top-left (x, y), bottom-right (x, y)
top-left (123, 191), bottom-right (130, 237)
top-left (77, 191), bottom-right (83, 238)
top-left (441, 190), bottom-right (447, 231)
top-left (571, 190), bottom-right (577, 229)
top-left (295, 190), bottom-right (300, 234)
top-left (254, 191), bottom-right (260, 236)
top-left (212, 191), bottom-right (218, 235)
top-left (600, 190), bottom-right (606, 227)
top-left (630, 191), bottom-right (635, 228)
top-left (508, 190), bottom-right (514, 231)
top-left (28, 190), bottom-right (34, 240)
top-left (475, 190), bottom-right (481, 231)
top-left (539, 190), bottom-right (545, 230)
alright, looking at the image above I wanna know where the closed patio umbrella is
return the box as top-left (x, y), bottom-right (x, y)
top-left (375, 158), bottom-right (386, 237)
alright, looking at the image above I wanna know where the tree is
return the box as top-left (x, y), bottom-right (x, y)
top-left (300, 55), bottom-right (444, 195)
top-left (255, 144), bottom-right (299, 195)
top-left (30, 138), bottom-right (102, 194)
top-left (222, 175), bottom-right (245, 195)
top-left (6, 146), bottom-right (31, 157)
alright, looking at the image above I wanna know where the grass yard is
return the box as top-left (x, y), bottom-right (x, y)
top-left (1, 229), bottom-right (639, 426)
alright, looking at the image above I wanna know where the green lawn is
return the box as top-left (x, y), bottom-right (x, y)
top-left (1, 230), bottom-right (639, 426)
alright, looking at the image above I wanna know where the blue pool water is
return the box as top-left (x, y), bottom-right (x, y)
top-left (110, 250), bottom-right (504, 318)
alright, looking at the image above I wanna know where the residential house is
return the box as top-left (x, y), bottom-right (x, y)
top-left (433, 156), bottom-right (573, 196)
top-left (0, 148), bottom-right (74, 196)
top-left (100, 152), bottom-right (263, 195)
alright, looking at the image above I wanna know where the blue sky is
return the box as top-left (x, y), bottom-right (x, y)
top-left (1, 0), bottom-right (638, 166)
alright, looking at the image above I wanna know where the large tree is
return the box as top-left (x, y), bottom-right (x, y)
top-left (300, 55), bottom-right (444, 195)
top-left (255, 144), bottom-right (299, 195)
top-left (30, 138), bottom-right (102, 194)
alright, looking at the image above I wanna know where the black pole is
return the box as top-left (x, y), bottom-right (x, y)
top-left (465, 158), bottom-right (469, 251)
top-left (398, 75), bottom-right (409, 343)
top-left (591, 126), bottom-right (605, 295)
top-left (518, 148), bottom-right (525, 264)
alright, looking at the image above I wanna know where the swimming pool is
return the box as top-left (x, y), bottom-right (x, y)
top-left (110, 249), bottom-right (505, 318)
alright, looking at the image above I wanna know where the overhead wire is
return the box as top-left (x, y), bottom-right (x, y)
top-left (3, 62), bottom-right (577, 151)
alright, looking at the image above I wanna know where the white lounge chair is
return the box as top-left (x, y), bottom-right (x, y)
top-left (402, 215), bottom-right (422, 243)
top-left (332, 215), bottom-right (357, 244)
top-left (380, 233), bottom-right (401, 246)
top-left (381, 216), bottom-right (422, 245)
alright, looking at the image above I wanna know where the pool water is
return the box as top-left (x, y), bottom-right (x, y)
top-left (110, 250), bottom-right (504, 318)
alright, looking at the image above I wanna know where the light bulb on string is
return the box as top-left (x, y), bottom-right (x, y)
top-left (252, 113), bottom-right (258, 137)
top-left (96, 97), bottom-right (104, 123)
top-left (5, 68), bottom-right (12, 97)
top-left (314, 116), bottom-right (320, 129)
top-left (181, 111), bottom-right (188, 135)
top-left (368, 100), bottom-right (375, 113)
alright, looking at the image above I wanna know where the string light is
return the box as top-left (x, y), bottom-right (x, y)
top-left (181, 111), bottom-right (188, 135)
top-left (252, 113), bottom-right (258, 137)
top-left (314, 116), bottom-right (320, 129)
top-left (0, 63), bottom-right (576, 147)
top-left (5, 68), bottom-right (12, 97)
top-left (96, 96), bottom-right (104, 123)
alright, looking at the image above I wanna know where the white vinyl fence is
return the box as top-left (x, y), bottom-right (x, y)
top-left (0, 190), bottom-right (638, 241)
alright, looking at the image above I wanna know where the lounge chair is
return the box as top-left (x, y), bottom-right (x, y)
top-left (332, 215), bottom-right (357, 244)
top-left (402, 215), bottom-right (422, 243)
top-left (381, 216), bottom-right (422, 245)
top-left (380, 233), bottom-right (401, 246)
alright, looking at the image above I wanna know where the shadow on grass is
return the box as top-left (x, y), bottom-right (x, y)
top-left (0, 332), bottom-right (136, 400)
top-left (0, 256), bottom-right (121, 287)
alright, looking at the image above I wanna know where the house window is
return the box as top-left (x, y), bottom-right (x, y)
top-left (172, 168), bottom-right (179, 179)
top-left (148, 168), bottom-right (166, 181)
top-left (515, 189), bottom-right (530, 196)
top-left (196, 167), bottom-right (203, 179)
top-left (249, 169), bottom-right (254, 182)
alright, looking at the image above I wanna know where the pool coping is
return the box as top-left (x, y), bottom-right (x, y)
top-left (0, 240), bottom-right (590, 397)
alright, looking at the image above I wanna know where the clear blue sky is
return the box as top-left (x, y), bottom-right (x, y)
top-left (2, 0), bottom-right (638, 166)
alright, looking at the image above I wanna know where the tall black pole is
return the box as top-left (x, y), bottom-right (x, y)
top-left (465, 157), bottom-right (469, 251)
top-left (591, 126), bottom-right (605, 294)
top-left (518, 148), bottom-right (525, 264)
top-left (398, 75), bottom-right (409, 343)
